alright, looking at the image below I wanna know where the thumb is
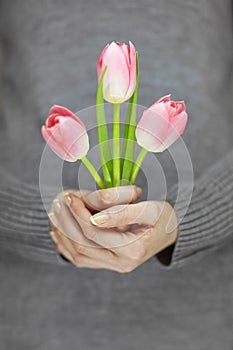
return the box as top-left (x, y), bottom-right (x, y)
top-left (79, 185), bottom-right (142, 212)
top-left (90, 201), bottom-right (165, 228)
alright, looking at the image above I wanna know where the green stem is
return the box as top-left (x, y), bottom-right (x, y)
top-left (96, 67), bottom-right (112, 187)
top-left (81, 156), bottom-right (104, 189)
top-left (130, 148), bottom-right (148, 184)
top-left (121, 102), bottom-right (132, 162)
top-left (113, 103), bottom-right (121, 186)
top-left (121, 102), bottom-right (137, 181)
top-left (121, 52), bottom-right (139, 181)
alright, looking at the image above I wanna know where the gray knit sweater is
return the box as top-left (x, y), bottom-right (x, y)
top-left (0, 0), bottom-right (233, 349)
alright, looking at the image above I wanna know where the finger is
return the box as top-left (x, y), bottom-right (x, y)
top-left (49, 190), bottom-right (90, 218)
top-left (51, 189), bottom-right (90, 204)
top-left (67, 189), bottom-right (90, 199)
top-left (55, 229), bottom-right (78, 257)
top-left (50, 231), bottom-right (74, 262)
top-left (53, 226), bottom-right (119, 263)
top-left (51, 229), bottom-right (118, 269)
top-left (72, 254), bottom-right (122, 272)
top-left (63, 240), bottom-right (122, 272)
top-left (67, 186), bottom-right (142, 212)
top-left (90, 201), bottom-right (165, 228)
top-left (49, 199), bottom-right (100, 248)
top-left (65, 195), bottom-right (143, 249)
top-left (51, 229), bottom-right (123, 272)
top-left (72, 245), bottom-right (118, 266)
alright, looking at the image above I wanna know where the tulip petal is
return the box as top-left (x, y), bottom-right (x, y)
top-left (41, 125), bottom-right (68, 160)
top-left (163, 111), bottom-right (188, 149)
top-left (136, 126), bottom-right (166, 152)
top-left (136, 95), bottom-right (188, 153)
top-left (156, 94), bottom-right (171, 104)
top-left (55, 116), bottom-right (89, 159)
top-left (48, 105), bottom-right (86, 129)
top-left (150, 101), bottom-right (169, 119)
top-left (97, 41), bottom-right (137, 103)
top-left (129, 41), bottom-right (136, 66)
top-left (136, 109), bottom-right (170, 152)
top-left (125, 41), bottom-right (137, 100)
top-left (97, 44), bottom-right (109, 83)
top-left (102, 42), bottom-right (130, 102)
top-left (172, 110), bottom-right (188, 135)
top-left (120, 43), bottom-right (130, 66)
top-left (164, 102), bottom-right (177, 119)
top-left (49, 105), bottom-right (74, 118)
top-left (69, 132), bottom-right (89, 161)
top-left (175, 101), bottom-right (186, 114)
top-left (42, 105), bottom-right (89, 162)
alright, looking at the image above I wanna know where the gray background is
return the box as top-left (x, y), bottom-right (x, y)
top-left (0, 0), bottom-right (233, 349)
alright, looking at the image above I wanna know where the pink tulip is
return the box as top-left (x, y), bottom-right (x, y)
top-left (136, 95), bottom-right (188, 152)
top-left (97, 41), bottom-right (137, 103)
top-left (41, 105), bottom-right (89, 161)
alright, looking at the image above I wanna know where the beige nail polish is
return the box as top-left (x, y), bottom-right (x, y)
top-left (48, 213), bottom-right (58, 227)
top-left (53, 199), bottom-right (61, 214)
top-left (136, 186), bottom-right (142, 196)
top-left (64, 193), bottom-right (72, 206)
top-left (50, 231), bottom-right (58, 244)
top-left (90, 213), bottom-right (108, 226)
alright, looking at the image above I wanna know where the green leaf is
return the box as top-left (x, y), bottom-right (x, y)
top-left (113, 103), bottom-right (121, 187)
top-left (121, 52), bottom-right (139, 182)
top-left (96, 67), bottom-right (113, 187)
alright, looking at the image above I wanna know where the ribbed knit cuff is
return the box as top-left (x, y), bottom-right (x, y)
top-left (0, 175), bottom-right (68, 264)
top-left (157, 151), bottom-right (233, 268)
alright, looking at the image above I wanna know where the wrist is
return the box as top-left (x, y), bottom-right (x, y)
top-left (165, 201), bottom-right (178, 242)
top-left (153, 201), bottom-right (178, 255)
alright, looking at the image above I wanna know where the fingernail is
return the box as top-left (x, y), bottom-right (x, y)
top-left (48, 213), bottom-right (58, 227)
top-left (99, 190), bottom-right (117, 203)
top-left (64, 193), bottom-right (72, 206)
top-left (53, 199), bottom-right (61, 214)
top-left (136, 187), bottom-right (142, 196)
top-left (90, 213), bottom-right (108, 226)
top-left (50, 231), bottom-right (58, 244)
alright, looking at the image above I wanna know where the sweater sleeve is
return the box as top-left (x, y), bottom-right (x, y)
top-left (0, 169), bottom-right (66, 264)
top-left (157, 150), bottom-right (233, 267)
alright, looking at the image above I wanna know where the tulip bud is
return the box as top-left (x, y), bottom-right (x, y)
top-left (136, 95), bottom-right (188, 152)
top-left (41, 105), bottom-right (89, 161)
top-left (97, 41), bottom-right (137, 103)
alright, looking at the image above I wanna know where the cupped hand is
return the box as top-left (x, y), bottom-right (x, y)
top-left (49, 185), bottom-right (141, 266)
top-left (49, 186), bottom-right (178, 273)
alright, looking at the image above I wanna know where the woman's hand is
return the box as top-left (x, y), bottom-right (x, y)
top-left (49, 185), bottom-right (142, 264)
top-left (49, 187), bottom-right (178, 273)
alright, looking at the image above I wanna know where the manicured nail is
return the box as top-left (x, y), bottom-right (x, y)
top-left (50, 231), bottom-right (58, 244)
top-left (99, 190), bottom-right (117, 203)
top-left (48, 213), bottom-right (58, 227)
top-left (136, 187), bottom-right (142, 196)
top-left (64, 193), bottom-right (72, 206)
top-left (53, 199), bottom-right (61, 214)
top-left (90, 213), bottom-right (108, 226)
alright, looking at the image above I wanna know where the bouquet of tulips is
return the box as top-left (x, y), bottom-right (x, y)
top-left (41, 41), bottom-right (188, 189)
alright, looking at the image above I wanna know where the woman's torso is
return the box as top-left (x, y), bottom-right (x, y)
top-left (0, 0), bottom-right (233, 348)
